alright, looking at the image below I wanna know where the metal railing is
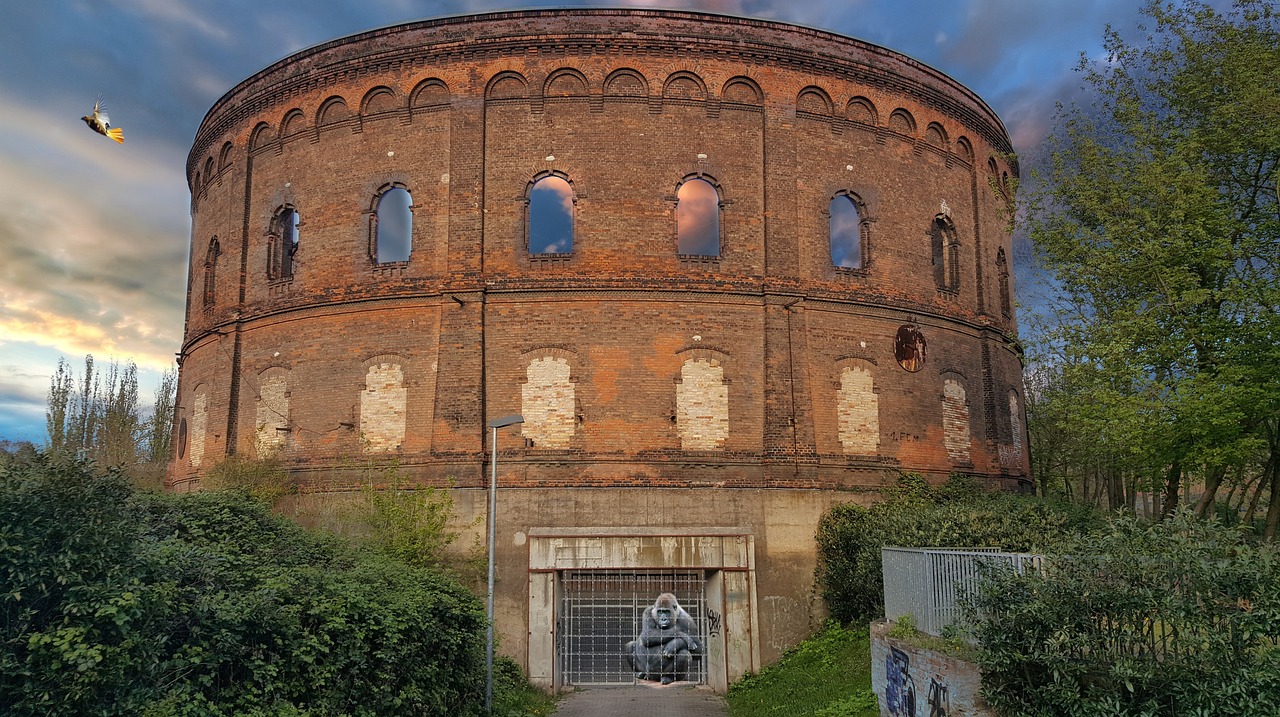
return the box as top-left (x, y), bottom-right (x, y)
top-left (882, 547), bottom-right (1041, 636)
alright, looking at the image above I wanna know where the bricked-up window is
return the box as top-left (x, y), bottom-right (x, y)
top-left (373, 186), bottom-right (412, 263)
top-left (997, 247), bottom-right (1012, 318)
top-left (190, 389), bottom-right (208, 468)
top-left (931, 215), bottom-right (959, 292)
top-left (942, 378), bottom-right (971, 464)
top-left (202, 237), bottom-right (220, 309)
top-left (528, 174), bottom-right (574, 255)
top-left (361, 362), bottom-right (407, 452)
top-left (676, 358), bottom-right (728, 450)
top-left (1009, 390), bottom-right (1023, 462)
top-left (521, 356), bottom-right (576, 449)
top-left (837, 365), bottom-right (879, 454)
top-left (268, 206), bottom-right (299, 280)
top-left (255, 372), bottom-right (289, 456)
top-left (829, 193), bottom-right (866, 269)
top-left (677, 177), bottom-right (720, 257)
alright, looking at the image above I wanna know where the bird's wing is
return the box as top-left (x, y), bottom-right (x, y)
top-left (98, 111), bottom-right (112, 128)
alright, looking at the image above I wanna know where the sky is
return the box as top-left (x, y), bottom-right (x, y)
top-left (0, 0), bottom-right (1187, 444)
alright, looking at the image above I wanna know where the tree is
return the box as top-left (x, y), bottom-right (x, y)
top-left (44, 355), bottom-right (178, 487)
top-left (1024, 0), bottom-right (1280, 530)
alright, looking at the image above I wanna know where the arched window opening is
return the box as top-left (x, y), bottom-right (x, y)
top-left (931, 215), bottom-right (959, 292)
top-left (528, 175), bottom-right (574, 255)
top-left (203, 238), bottom-right (220, 309)
top-left (829, 194), bottom-right (864, 269)
top-left (997, 247), bottom-right (1012, 318)
top-left (374, 187), bottom-right (412, 263)
top-left (269, 206), bottom-right (300, 280)
top-left (677, 178), bottom-right (720, 257)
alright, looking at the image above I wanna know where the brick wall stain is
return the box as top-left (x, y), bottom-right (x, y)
top-left (360, 363), bottom-right (407, 452)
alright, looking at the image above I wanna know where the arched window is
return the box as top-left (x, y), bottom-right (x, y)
top-left (528, 175), bottom-right (574, 255)
top-left (997, 247), bottom-right (1011, 318)
top-left (202, 238), bottom-right (220, 309)
top-left (373, 186), bottom-right (412, 263)
top-left (931, 215), bottom-right (959, 292)
top-left (269, 206), bottom-right (299, 280)
top-left (677, 177), bottom-right (720, 257)
top-left (829, 193), bottom-right (865, 269)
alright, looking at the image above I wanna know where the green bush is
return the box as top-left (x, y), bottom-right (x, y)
top-left (968, 512), bottom-right (1280, 717)
top-left (815, 474), bottom-right (1099, 623)
top-left (1, 454), bottom-right (495, 716)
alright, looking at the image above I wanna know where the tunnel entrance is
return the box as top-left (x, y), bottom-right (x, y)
top-left (557, 570), bottom-right (710, 686)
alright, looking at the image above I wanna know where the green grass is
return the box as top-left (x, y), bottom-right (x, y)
top-left (726, 622), bottom-right (879, 717)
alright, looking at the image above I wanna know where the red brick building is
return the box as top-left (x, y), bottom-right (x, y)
top-left (174, 9), bottom-right (1025, 691)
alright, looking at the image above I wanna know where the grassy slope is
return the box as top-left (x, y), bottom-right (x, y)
top-left (726, 623), bottom-right (878, 717)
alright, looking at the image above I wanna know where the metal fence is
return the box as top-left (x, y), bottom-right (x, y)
top-left (557, 570), bottom-right (709, 686)
top-left (882, 547), bottom-right (1041, 636)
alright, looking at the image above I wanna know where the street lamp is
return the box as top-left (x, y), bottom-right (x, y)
top-left (486, 414), bottom-right (523, 716)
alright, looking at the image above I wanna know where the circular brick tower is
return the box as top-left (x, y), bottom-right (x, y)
top-left (174, 9), bottom-right (1024, 690)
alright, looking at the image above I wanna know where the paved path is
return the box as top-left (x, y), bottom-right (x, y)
top-left (550, 684), bottom-right (730, 717)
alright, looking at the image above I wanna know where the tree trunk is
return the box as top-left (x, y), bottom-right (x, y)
top-left (1243, 471), bottom-right (1267, 526)
top-left (1193, 465), bottom-right (1227, 519)
top-left (1262, 442), bottom-right (1280, 542)
top-left (1160, 461), bottom-right (1182, 520)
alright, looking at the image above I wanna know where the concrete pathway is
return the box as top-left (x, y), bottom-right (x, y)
top-left (550, 683), bottom-right (730, 717)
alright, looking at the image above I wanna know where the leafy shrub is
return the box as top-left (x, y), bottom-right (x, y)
top-left (1, 454), bottom-right (496, 716)
top-left (201, 454), bottom-right (291, 505)
top-left (967, 512), bottom-right (1280, 717)
top-left (815, 474), bottom-right (1099, 623)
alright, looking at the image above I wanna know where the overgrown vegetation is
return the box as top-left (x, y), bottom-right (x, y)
top-left (0, 453), bottom-right (546, 716)
top-left (815, 473), bottom-right (1099, 623)
top-left (967, 512), bottom-right (1280, 716)
top-left (727, 623), bottom-right (877, 717)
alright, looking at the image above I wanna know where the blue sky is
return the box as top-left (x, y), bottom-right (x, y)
top-left (0, 0), bottom-right (1191, 444)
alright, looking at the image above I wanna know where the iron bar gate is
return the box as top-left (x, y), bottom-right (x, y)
top-left (558, 570), bottom-right (710, 686)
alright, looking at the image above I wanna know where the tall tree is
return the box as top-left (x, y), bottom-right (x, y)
top-left (1024, 0), bottom-right (1280, 526)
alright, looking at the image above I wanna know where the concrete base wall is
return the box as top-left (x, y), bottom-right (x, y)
top-left (871, 620), bottom-right (993, 717)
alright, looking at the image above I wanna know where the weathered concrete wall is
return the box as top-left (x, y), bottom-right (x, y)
top-left (871, 620), bottom-right (993, 717)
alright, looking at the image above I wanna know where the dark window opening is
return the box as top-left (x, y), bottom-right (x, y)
top-left (203, 238), bottom-right (220, 309)
top-left (269, 207), bottom-right (299, 280)
top-left (529, 175), bottom-right (574, 255)
top-left (677, 178), bottom-right (720, 257)
top-left (997, 247), bottom-right (1012, 318)
top-left (930, 216), bottom-right (959, 292)
top-left (829, 194), bottom-right (864, 269)
top-left (374, 187), bottom-right (412, 263)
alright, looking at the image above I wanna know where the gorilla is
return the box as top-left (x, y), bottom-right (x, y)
top-left (625, 592), bottom-right (701, 684)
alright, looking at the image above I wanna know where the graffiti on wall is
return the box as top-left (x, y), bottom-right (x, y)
top-left (885, 646), bottom-right (951, 717)
top-left (928, 675), bottom-right (950, 717)
top-left (886, 647), bottom-right (916, 716)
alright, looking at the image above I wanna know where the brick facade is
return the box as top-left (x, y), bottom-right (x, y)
top-left (170, 8), bottom-right (1028, 676)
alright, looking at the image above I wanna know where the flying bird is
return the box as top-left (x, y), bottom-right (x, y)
top-left (81, 100), bottom-right (123, 143)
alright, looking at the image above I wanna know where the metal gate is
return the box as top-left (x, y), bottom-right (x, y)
top-left (558, 570), bottom-right (710, 686)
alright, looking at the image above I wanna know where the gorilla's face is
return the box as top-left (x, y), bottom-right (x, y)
top-left (655, 607), bottom-right (674, 629)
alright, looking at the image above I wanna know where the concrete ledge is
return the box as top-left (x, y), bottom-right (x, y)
top-left (870, 619), bottom-right (993, 717)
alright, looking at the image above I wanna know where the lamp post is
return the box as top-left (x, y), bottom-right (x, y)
top-left (485, 414), bottom-right (523, 716)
